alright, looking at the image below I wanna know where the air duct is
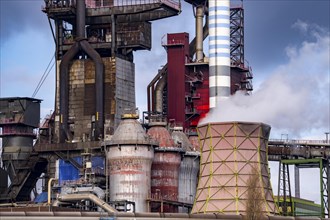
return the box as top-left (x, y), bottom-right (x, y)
top-left (208, 0), bottom-right (231, 108)
top-left (155, 74), bottom-right (167, 113)
top-left (54, 193), bottom-right (117, 213)
top-left (59, 0), bottom-right (104, 142)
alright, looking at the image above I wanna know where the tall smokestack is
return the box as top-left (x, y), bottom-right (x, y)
top-left (208, 0), bottom-right (231, 108)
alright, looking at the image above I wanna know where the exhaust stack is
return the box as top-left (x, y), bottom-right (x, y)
top-left (208, 0), bottom-right (231, 108)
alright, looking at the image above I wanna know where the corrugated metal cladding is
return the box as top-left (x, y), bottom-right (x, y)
top-left (115, 58), bottom-right (136, 127)
top-left (191, 122), bottom-right (278, 215)
top-left (106, 116), bottom-right (155, 212)
top-left (147, 123), bottom-right (181, 212)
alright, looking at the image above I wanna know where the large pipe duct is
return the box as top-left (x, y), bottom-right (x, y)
top-left (59, 0), bottom-right (104, 142)
top-left (208, 0), bottom-right (231, 108)
top-left (59, 42), bottom-right (79, 142)
top-left (54, 193), bottom-right (117, 213)
top-left (195, 5), bottom-right (204, 62)
top-left (155, 74), bottom-right (167, 113)
top-left (76, 0), bottom-right (85, 39)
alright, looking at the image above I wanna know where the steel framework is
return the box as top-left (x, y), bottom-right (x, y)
top-left (278, 158), bottom-right (329, 217)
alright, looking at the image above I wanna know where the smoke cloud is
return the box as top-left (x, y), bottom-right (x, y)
top-left (200, 21), bottom-right (330, 139)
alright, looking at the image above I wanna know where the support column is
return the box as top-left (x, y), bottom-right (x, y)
top-left (294, 165), bottom-right (300, 198)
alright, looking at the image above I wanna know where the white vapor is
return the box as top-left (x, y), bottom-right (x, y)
top-left (200, 21), bottom-right (330, 139)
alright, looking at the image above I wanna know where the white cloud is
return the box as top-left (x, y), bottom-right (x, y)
top-left (201, 22), bottom-right (330, 139)
top-left (292, 19), bottom-right (309, 33)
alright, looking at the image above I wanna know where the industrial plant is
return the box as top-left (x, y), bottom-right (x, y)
top-left (0, 0), bottom-right (329, 219)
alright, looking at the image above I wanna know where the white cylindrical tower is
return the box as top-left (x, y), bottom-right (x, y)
top-left (209, 0), bottom-right (231, 108)
top-left (106, 113), bottom-right (156, 212)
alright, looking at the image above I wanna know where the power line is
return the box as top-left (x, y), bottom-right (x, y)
top-left (32, 53), bottom-right (55, 98)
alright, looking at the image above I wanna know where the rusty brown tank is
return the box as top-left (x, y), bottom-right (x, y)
top-left (147, 117), bottom-right (183, 212)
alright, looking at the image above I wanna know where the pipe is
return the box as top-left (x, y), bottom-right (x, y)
top-left (189, 15), bottom-right (208, 58)
top-left (56, 193), bottom-right (117, 213)
top-left (208, 0), bottom-right (231, 108)
top-left (0, 203), bottom-right (18, 207)
top-left (76, 0), bottom-right (85, 39)
top-left (111, 13), bottom-right (116, 56)
top-left (59, 42), bottom-right (79, 142)
top-left (155, 74), bottom-right (167, 113)
top-left (61, 186), bottom-right (105, 200)
top-left (80, 41), bottom-right (104, 140)
top-left (195, 5), bottom-right (204, 62)
top-left (48, 178), bottom-right (57, 205)
top-left (147, 64), bottom-right (168, 113)
top-left (59, 0), bottom-right (105, 142)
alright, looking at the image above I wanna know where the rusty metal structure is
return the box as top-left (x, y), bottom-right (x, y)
top-left (26, 0), bottom-right (181, 205)
top-left (191, 122), bottom-right (278, 215)
top-left (0, 97), bottom-right (47, 202)
top-left (104, 112), bottom-right (157, 212)
top-left (147, 115), bottom-right (183, 212)
top-left (268, 139), bottom-right (330, 217)
top-left (147, 0), bottom-right (253, 131)
top-left (1, 0), bottom-right (329, 219)
top-left (42, 0), bottom-right (180, 144)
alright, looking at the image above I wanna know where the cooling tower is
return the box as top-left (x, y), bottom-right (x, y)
top-left (191, 121), bottom-right (278, 215)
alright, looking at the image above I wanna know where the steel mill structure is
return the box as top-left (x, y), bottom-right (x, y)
top-left (1, 0), bottom-right (330, 219)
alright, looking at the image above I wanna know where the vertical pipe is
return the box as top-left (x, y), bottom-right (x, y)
top-left (111, 13), bottom-right (116, 56)
top-left (155, 76), bottom-right (166, 113)
top-left (208, 0), bottom-right (231, 108)
top-left (48, 178), bottom-right (57, 205)
top-left (294, 165), bottom-right (300, 198)
top-left (195, 5), bottom-right (204, 62)
top-left (59, 42), bottom-right (80, 142)
top-left (76, 0), bottom-right (85, 38)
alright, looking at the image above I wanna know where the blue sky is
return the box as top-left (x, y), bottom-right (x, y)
top-left (0, 0), bottom-right (329, 205)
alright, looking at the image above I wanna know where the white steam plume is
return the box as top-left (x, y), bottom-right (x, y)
top-left (200, 21), bottom-right (330, 139)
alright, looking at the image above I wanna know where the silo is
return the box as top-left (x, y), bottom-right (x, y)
top-left (147, 116), bottom-right (182, 212)
top-left (191, 121), bottom-right (278, 215)
top-left (105, 113), bottom-right (156, 212)
top-left (171, 127), bottom-right (200, 213)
